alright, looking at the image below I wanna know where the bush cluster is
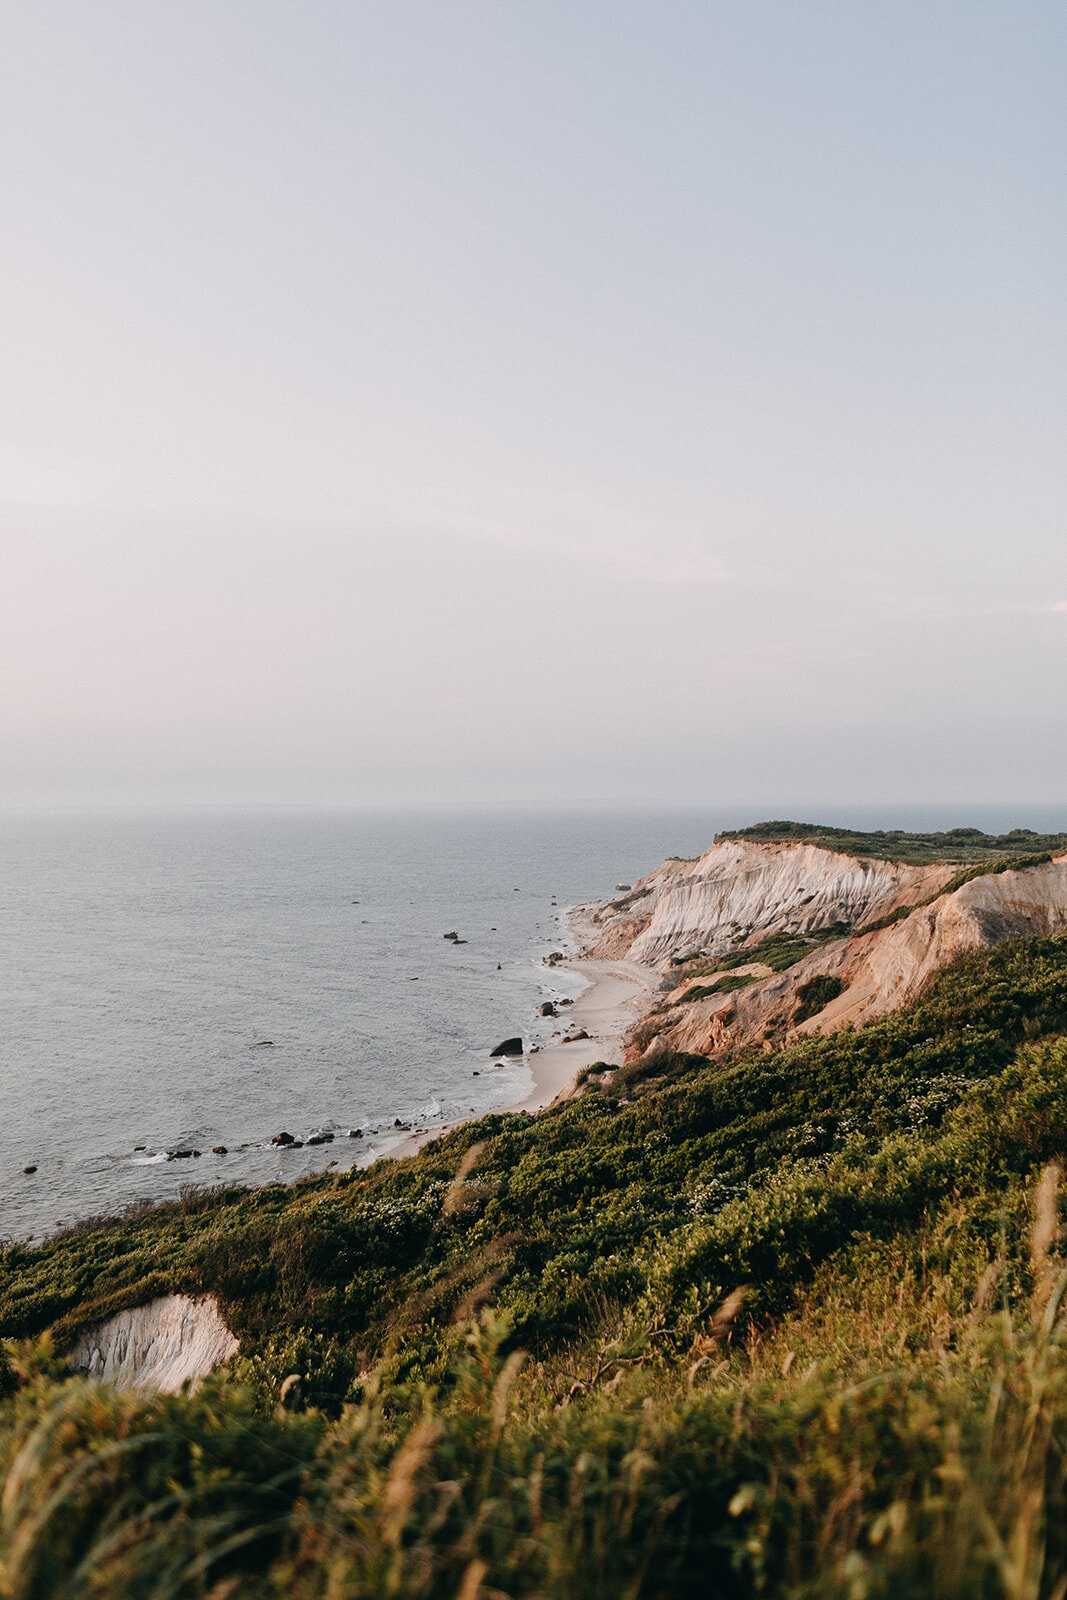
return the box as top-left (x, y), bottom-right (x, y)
top-left (4, 935), bottom-right (1067, 1595)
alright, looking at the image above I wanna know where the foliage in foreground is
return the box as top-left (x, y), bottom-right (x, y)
top-left (2, 936), bottom-right (1067, 1595)
top-left (2, 1209), bottom-right (1067, 1600)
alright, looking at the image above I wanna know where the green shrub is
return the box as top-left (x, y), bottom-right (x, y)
top-left (718, 820), bottom-right (1067, 864)
top-left (5, 937), bottom-right (1067, 1595)
top-left (794, 974), bottom-right (845, 1022)
top-left (683, 974), bottom-right (757, 1001)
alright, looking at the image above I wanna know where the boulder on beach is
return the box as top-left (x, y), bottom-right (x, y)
top-left (563, 1029), bottom-right (590, 1043)
top-left (491, 1037), bottom-right (524, 1057)
top-left (539, 1001), bottom-right (557, 1017)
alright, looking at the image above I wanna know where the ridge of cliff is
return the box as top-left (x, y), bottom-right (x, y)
top-left (578, 828), bottom-right (1067, 1061)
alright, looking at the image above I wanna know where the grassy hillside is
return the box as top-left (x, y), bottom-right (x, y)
top-left (3, 936), bottom-right (1067, 1596)
top-left (717, 819), bottom-right (1067, 863)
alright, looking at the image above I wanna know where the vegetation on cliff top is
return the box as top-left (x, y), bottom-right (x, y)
top-left (717, 819), bottom-right (1067, 864)
top-left (2, 933), bottom-right (1067, 1595)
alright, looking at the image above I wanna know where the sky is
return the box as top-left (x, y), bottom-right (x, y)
top-left (1, 1), bottom-right (1064, 810)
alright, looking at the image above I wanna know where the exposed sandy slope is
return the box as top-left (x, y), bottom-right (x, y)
top-left (69, 1294), bottom-right (239, 1392)
top-left (584, 839), bottom-right (955, 965)
top-left (579, 841), bottom-right (1067, 1060)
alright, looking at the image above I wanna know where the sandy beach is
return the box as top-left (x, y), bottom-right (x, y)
top-left (387, 915), bottom-right (657, 1160)
top-left (513, 954), bottom-right (656, 1112)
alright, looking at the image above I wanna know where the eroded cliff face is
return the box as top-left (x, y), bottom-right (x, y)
top-left (579, 841), bottom-right (1067, 1061)
top-left (584, 839), bottom-right (954, 965)
top-left (69, 1294), bottom-right (238, 1392)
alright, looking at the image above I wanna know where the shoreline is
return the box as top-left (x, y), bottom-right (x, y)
top-left (387, 911), bottom-right (657, 1160)
top-left (21, 907), bottom-right (658, 1240)
top-left (513, 953), bottom-right (657, 1113)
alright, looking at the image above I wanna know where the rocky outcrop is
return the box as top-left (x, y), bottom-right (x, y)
top-left (579, 841), bottom-right (1067, 1061)
top-left (69, 1294), bottom-right (239, 1392)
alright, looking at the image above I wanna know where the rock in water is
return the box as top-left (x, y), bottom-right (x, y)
top-left (491, 1037), bottom-right (524, 1057)
top-left (540, 1001), bottom-right (557, 1017)
top-left (272, 1131), bottom-right (295, 1146)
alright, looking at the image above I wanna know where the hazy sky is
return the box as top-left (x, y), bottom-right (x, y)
top-left (2, 2), bottom-right (1064, 809)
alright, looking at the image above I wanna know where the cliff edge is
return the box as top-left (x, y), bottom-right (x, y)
top-left (578, 825), bottom-right (1067, 1060)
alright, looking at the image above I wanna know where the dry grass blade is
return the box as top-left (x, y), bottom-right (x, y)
top-left (380, 1419), bottom-right (442, 1549)
top-left (443, 1142), bottom-right (487, 1217)
top-left (454, 1557), bottom-right (488, 1600)
top-left (1030, 1160), bottom-right (1063, 1319)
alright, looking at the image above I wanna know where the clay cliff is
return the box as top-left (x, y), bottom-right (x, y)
top-left (578, 833), bottom-right (1067, 1061)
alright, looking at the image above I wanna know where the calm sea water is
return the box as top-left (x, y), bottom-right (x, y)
top-left (0, 807), bottom-right (744, 1240)
top-left (3, 803), bottom-right (1062, 1242)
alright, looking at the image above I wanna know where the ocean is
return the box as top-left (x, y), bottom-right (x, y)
top-left (3, 802), bottom-right (1062, 1242)
top-left (0, 807), bottom-right (741, 1241)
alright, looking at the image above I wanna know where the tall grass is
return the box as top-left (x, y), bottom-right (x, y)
top-left (4, 937), bottom-right (1067, 1596)
top-left (1, 1167), bottom-right (1064, 1599)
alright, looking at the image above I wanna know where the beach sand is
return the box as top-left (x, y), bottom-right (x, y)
top-left (514, 955), bottom-right (656, 1112)
top-left (386, 918), bottom-right (657, 1161)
